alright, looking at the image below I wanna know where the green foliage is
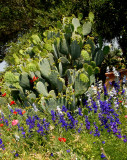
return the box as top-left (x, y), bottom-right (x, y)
top-left (3, 13), bottom-right (107, 111)
top-left (4, 72), bottom-right (19, 84)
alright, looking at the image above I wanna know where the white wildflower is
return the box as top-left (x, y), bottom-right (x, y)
top-left (32, 103), bottom-right (38, 112)
top-left (56, 106), bottom-right (63, 115)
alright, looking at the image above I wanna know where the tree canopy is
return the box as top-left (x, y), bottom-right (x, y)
top-left (91, 0), bottom-right (127, 59)
top-left (0, 0), bottom-right (127, 63)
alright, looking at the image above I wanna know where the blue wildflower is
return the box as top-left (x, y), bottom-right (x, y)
top-left (62, 106), bottom-right (68, 112)
top-left (101, 153), bottom-right (105, 158)
top-left (66, 149), bottom-right (70, 153)
top-left (51, 153), bottom-right (53, 156)
top-left (51, 110), bottom-right (56, 122)
top-left (15, 153), bottom-right (19, 157)
top-left (0, 138), bottom-right (2, 145)
top-left (78, 108), bottom-right (83, 116)
top-left (85, 116), bottom-right (90, 130)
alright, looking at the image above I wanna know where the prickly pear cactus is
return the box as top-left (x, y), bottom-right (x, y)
top-left (39, 58), bottom-right (51, 78)
top-left (36, 81), bottom-right (48, 96)
top-left (19, 72), bottom-right (31, 89)
top-left (4, 72), bottom-right (19, 84)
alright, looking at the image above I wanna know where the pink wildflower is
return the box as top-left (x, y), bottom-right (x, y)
top-left (12, 120), bottom-right (19, 126)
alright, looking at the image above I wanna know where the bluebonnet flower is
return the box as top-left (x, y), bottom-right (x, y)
top-left (91, 100), bottom-right (98, 113)
top-left (78, 108), bottom-right (83, 116)
top-left (121, 88), bottom-right (125, 95)
top-left (0, 138), bottom-right (2, 145)
top-left (86, 105), bottom-right (92, 112)
top-left (114, 81), bottom-right (120, 92)
top-left (51, 110), bottom-right (56, 122)
top-left (93, 122), bottom-right (100, 137)
top-left (67, 112), bottom-right (78, 129)
top-left (43, 118), bottom-right (50, 131)
top-left (2, 117), bottom-right (9, 126)
top-left (85, 116), bottom-right (90, 130)
top-left (35, 115), bottom-right (40, 120)
top-left (101, 153), bottom-right (105, 158)
top-left (62, 106), bottom-right (68, 112)
top-left (123, 138), bottom-right (127, 142)
top-left (83, 98), bottom-right (88, 106)
top-left (59, 114), bottom-right (68, 130)
top-left (96, 91), bottom-right (100, 100)
top-left (66, 149), bottom-right (70, 153)
top-left (14, 153), bottom-right (19, 157)
top-left (37, 123), bottom-right (44, 135)
top-left (26, 116), bottom-right (36, 131)
top-left (22, 132), bottom-right (26, 138)
top-left (51, 153), bottom-right (53, 156)
top-left (15, 108), bottom-right (22, 115)
top-left (103, 84), bottom-right (108, 96)
top-left (102, 141), bottom-right (105, 144)
top-left (10, 109), bottom-right (13, 113)
top-left (78, 123), bottom-right (83, 133)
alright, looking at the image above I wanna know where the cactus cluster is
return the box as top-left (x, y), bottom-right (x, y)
top-left (3, 13), bottom-right (108, 112)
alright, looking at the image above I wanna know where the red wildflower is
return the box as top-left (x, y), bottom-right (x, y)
top-left (22, 110), bottom-right (26, 115)
top-left (10, 101), bottom-right (16, 105)
top-left (119, 101), bottom-right (122, 103)
top-left (0, 119), bottom-right (2, 121)
top-left (58, 137), bottom-right (66, 142)
top-left (30, 76), bottom-right (38, 83)
top-left (7, 128), bottom-right (10, 131)
top-left (13, 111), bottom-right (17, 115)
top-left (2, 93), bottom-right (6, 97)
top-left (0, 124), bottom-right (4, 127)
top-left (125, 115), bottom-right (127, 118)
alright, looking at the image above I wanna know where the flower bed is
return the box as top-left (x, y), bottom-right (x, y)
top-left (0, 81), bottom-right (127, 159)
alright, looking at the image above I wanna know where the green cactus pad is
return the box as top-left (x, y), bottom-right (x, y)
top-left (70, 40), bottom-right (81, 59)
top-left (87, 65), bottom-right (93, 76)
top-left (19, 72), bottom-right (31, 89)
top-left (59, 62), bottom-right (63, 77)
top-left (57, 77), bottom-right (65, 92)
top-left (36, 81), bottom-right (48, 97)
top-left (4, 72), bottom-right (19, 84)
top-left (94, 50), bottom-right (104, 66)
top-left (66, 69), bottom-right (75, 84)
top-left (88, 12), bottom-right (94, 22)
top-left (59, 57), bottom-right (70, 64)
top-left (86, 39), bottom-right (95, 57)
top-left (79, 73), bottom-right (89, 83)
top-left (47, 53), bottom-right (55, 66)
top-left (30, 34), bottom-right (41, 45)
top-left (39, 58), bottom-right (51, 78)
top-left (26, 63), bottom-right (37, 72)
top-left (49, 90), bottom-right (56, 99)
top-left (72, 18), bottom-right (80, 32)
top-left (81, 50), bottom-right (90, 61)
top-left (75, 72), bottom-right (89, 96)
top-left (82, 22), bottom-right (92, 36)
top-left (59, 38), bottom-right (69, 55)
top-left (49, 70), bottom-right (59, 88)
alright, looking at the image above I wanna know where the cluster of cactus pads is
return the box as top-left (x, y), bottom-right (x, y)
top-left (4, 13), bottom-right (110, 112)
